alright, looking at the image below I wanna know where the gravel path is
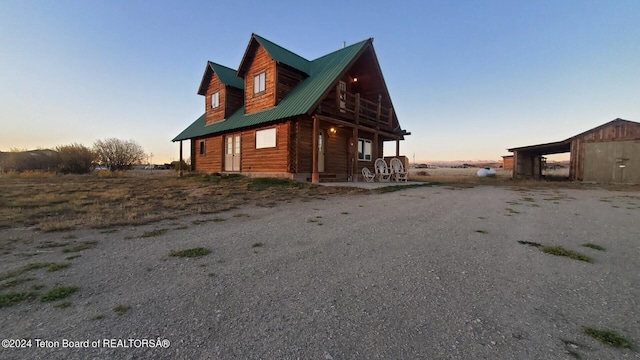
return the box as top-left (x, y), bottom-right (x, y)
top-left (1, 185), bottom-right (639, 359)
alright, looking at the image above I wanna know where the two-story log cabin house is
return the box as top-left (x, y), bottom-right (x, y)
top-left (173, 34), bottom-right (410, 182)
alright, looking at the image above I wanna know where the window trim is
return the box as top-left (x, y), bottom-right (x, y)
top-left (199, 140), bottom-right (206, 156)
top-left (210, 92), bottom-right (220, 109)
top-left (357, 138), bottom-right (372, 161)
top-left (253, 71), bottom-right (266, 95)
top-left (255, 128), bottom-right (277, 149)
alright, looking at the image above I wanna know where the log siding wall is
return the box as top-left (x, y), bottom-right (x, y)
top-left (276, 64), bottom-right (306, 104)
top-left (192, 136), bottom-right (223, 173)
top-left (204, 74), bottom-right (225, 124)
top-left (245, 46), bottom-right (276, 114)
top-left (241, 122), bottom-right (289, 173)
top-left (191, 122), bottom-right (290, 174)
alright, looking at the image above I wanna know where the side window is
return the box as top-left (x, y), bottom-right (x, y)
top-left (253, 72), bottom-right (266, 94)
top-left (211, 92), bottom-right (219, 108)
top-left (199, 140), bottom-right (205, 155)
top-left (357, 139), bottom-right (372, 161)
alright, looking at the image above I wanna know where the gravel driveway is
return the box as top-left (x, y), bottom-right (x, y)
top-left (1, 185), bottom-right (639, 359)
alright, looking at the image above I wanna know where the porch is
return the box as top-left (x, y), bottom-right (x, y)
top-left (310, 113), bottom-right (409, 183)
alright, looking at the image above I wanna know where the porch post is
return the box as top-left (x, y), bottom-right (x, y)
top-left (179, 140), bottom-right (183, 177)
top-left (353, 126), bottom-right (359, 181)
top-left (312, 116), bottom-right (319, 183)
top-left (373, 132), bottom-right (379, 159)
top-left (396, 139), bottom-right (400, 157)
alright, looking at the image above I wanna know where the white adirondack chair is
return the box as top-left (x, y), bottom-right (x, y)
top-left (361, 167), bottom-right (375, 182)
top-left (390, 158), bottom-right (408, 182)
top-left (374, 158), bottom-right (392, 182)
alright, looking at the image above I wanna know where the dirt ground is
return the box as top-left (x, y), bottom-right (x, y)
top-left (0, 183), bottom-right (639, 359)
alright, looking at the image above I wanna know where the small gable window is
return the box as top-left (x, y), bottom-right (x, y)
top-left (210, 92), bottom-right (219, 108)
top-left (253, 72), bottom-right (266, 94)
top-left (199, 140), bottom-right (206, 155)
top-left (256, 128), bottom-right (276, 149)
top-left (358, 139), bottom-right (372, 161)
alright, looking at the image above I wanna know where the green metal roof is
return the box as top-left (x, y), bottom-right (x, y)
top-left (208, 62), bottom-right (244, 89)
top-left (252, 34), bottom-right (311, 74)
top-left (173, 38), bottom-right (370, 142)
top-left (197, 62), bottom-right (243, 95)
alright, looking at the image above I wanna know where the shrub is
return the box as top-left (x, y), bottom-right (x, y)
top-left (55, 143), bottom-right (96, 174)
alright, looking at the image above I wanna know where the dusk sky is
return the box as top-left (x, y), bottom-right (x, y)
top-left (1, 1), bottom-right (638, 163)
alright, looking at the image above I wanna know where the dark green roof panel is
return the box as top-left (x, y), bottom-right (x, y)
top-left (253, 34), bottom-right (311, 74)
top-left (173, 38), bottom-right (370, 142)
top-left (208, 62), bottom-right (244, 89)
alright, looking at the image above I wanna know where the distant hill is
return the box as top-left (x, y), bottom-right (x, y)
top-left (0, 149), bottom-right (59, 172)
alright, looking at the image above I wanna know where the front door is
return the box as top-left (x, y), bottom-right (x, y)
top-left (318, 130), bottom-right (325, 173)
top-left (225, 135), bottom-right (241, 171)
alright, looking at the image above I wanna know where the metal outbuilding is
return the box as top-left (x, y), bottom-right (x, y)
top-left (508, 118), bottom-right (640, 183)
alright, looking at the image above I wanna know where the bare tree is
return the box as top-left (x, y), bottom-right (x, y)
top-left (93, 138), bottom-right (145, 171)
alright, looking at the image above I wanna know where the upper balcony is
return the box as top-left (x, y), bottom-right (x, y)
top-left (335, 85), bottom-right (394, 129)
top-left (318, 84), bottom-right (395, 132)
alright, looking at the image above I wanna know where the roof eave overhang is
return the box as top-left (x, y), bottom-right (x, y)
top-left (237, 34), bottom-right (260, 79)
top-left (197, 62), bottom-right (213, 95)
top-left (507, 140), bottom-right (571, 155)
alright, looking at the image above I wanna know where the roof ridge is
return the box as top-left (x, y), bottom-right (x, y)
top-left (208, 61), bottom-right (238, 72)
top-left (311, 38), bottom-right (371, 63)
top-left (252, 33), bottom-right (311, 73)
top-left (207, 61), bottom-right (244, 89)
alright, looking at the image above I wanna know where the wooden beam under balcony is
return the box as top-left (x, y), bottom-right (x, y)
top-left (315, 115), bottom-right (402, 140)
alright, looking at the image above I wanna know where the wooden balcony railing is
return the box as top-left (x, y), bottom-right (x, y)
top-left (335, 85), bottom-right (393, 128)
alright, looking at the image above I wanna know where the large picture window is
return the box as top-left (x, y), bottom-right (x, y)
top-left (358, 139), bottom-right (372, 161)
top-left (253, 72), bottom-right (266, 94)
top-left (256, 128), bottom-right (276, 149)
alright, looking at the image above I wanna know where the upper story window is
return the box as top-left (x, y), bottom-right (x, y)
top-left (210, 92), bottom-right (219, 108)
top-left (253, 72), bottom-right (266, 94)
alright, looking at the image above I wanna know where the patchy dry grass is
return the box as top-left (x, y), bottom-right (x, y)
top-left (40, 286), bottom-right (79, 302)
top-left (0, 172), bottom-right (365, 231)
top-left (541, 246), bottom-right (593, 263)
top-left (0, 292), bottom-right (31, 307)
top-left (62, 241), bottom-right (98, 253)
top-left (582, 243), bottom-right (606, 251)
top-left (37, 241), bottom-right (71, 249)
top-left (47, 263), bottom-right (71, 272)
top-left (518, 240), bottom-right (543, 248)
top-left (53, 301), bottom-right (72, 309)
top-left (1, 277), bottom-right (35, 289)
top-left (582, 327), bottom-right (632, 348)
top-left (0, 262), bottom-right (50, 281)
top-left (113, 304), bottom-right (131, 315)
top-left (169, 247), bottom-right (211, 258)
top-left (141, 229), bottom-right (169, 238)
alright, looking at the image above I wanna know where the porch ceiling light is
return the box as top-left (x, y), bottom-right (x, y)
top-left (329, 127), bottom-right (337, 135)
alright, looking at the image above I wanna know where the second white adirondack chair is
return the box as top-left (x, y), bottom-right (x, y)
top-left (390, 158), bottom-right (408, 182)
top-left (374, 158), bottom-right (392, 182)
